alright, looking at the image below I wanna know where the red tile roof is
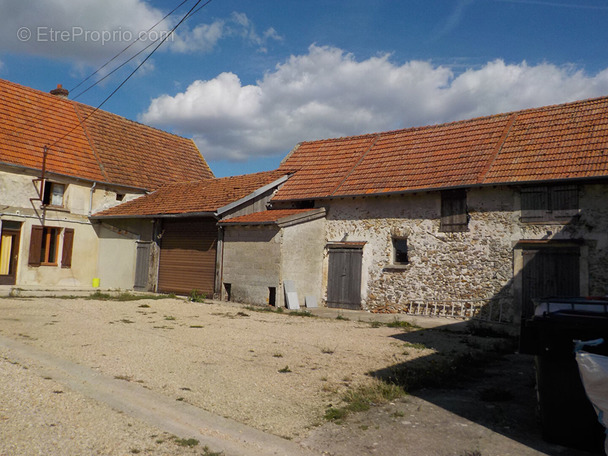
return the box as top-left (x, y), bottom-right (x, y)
top-left (0, 78), bottom-right (213, 190)
top-left (220, 208), bottom-right (320, 225)
top-left (275, 96), bottom-right (608, 200)
top-left (93, 170), bottom-right (288, 218)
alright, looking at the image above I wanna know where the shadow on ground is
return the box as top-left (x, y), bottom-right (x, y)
top-left (371, 324), bottom-right (604, 456)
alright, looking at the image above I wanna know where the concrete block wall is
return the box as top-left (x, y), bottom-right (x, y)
top-left (222, 226), bottom-right (282, 306)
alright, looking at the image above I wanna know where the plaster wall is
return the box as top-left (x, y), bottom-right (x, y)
top-left (0, 167), bottom-right (144, 289)
top-left (222, 226), bottom-right (282, 305)
top-left (281, 217), bottom-right (325, 307)
top-left (95, 219), bottom-right (154, 290)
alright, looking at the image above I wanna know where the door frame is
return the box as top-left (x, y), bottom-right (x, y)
top-left (0, 227), bottom-right (21, 285)
top-left (326, 242), bottom-right (365, 310)
top-left (513, 240), bottom-right (587, 320)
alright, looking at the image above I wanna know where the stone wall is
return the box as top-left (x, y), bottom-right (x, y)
top-left (323, 184), bottom-right (608, 323)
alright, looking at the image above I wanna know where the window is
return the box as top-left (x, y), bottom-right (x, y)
top-left (42, 181), bottom-right (65, 207)
top-left (28, 226), bottom-right (74, 267)
top-left (440, 189), bottom-right (468, 232)
top-left (392, 238), bottom-right (409, 265)
top-left (521, 185), bottom-right (578, 222)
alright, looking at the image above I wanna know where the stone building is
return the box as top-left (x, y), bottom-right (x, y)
top-left (219, 96), bottom-right (608, 325)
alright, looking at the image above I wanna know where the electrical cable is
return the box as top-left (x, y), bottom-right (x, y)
top-left (50, 0), bottom-right (212, 149)
top-left (70, 0), bottom-right (193, 98)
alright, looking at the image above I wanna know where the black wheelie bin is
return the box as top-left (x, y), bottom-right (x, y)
top-left (520, 297), bottom-right (608, 453)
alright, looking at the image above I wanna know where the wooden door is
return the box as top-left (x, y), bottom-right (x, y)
top-left (327, 247), bottom-right (362, 309)
top-left (134, 241), bottom-right (152, 291)
top-left (0, 228), bottom-right (21, 285)
top-left (521, 246), bottom-right (580, 318)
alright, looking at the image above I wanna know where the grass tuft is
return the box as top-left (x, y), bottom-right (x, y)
top-left (173, 437), bottom-right (199, 447)
top-left (324, 379), bottom-right (406, 423)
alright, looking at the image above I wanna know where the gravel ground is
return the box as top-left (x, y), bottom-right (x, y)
top-left (0, 296), bottom-right (597, 456)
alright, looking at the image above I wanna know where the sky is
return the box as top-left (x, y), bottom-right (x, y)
top-left (2, 0), bottom-right (608, 177)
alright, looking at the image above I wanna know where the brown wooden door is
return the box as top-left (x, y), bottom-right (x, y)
top-left (327, 247), bottom-right (362, 309)
top-left (521, 246), bottom-right (580, 318)
top-left (0, 228), bottom-right (21, 285)
top-left (157, 218), bottom-right (217, 296)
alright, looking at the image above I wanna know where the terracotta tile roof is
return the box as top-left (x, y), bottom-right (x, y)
top-left (220, 208), bottom-right (320, 225)
top-left (0, 78), bottom-right (213, 190)
top-left (93, 170), bottom-right (288, 218)
top-left (275, 96), bottom-right (608, 200)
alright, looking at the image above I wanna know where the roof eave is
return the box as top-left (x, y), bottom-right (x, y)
top-left (0, 161), bottom-right (150, 193)
top-left (215, 174), bottom-right (291, 216)
top-left (273, 175), bottom-right (608, 202)
top-left (90, 211), bottom-right (217, 220)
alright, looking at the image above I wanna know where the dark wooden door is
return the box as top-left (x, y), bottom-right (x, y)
top-left (158, 218), bottom-right (217, 296)
top-left (0, 228), bottom-right (21, 285)
top-left (521, 246), bottom-right (580, 318)
top-left (327, 247), bottom-right (362, 309)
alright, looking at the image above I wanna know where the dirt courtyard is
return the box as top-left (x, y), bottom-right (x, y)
top-left (0, 296), bottom-right (599, 455)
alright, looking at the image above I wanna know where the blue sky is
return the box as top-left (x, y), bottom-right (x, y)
top-left (2, 0), bottom-right (608, 177)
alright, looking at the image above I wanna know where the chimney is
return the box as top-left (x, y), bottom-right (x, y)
top-left (50, 84), bottom-right (69, 99)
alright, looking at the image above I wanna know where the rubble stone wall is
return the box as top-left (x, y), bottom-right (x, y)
top-left (323, 184), bottom-right (608, 323)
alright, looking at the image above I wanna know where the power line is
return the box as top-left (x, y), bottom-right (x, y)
top-left (48, 0), bottom-right (213, 149)
top-left (70, 0), bottom-right (193, 99)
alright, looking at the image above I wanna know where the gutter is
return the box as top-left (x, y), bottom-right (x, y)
top-left (272, 175), bottom-right (608, 202)
top-left (0, 161), bottom-right (150, 194)
top-left (88, 182), bottom-right (96, 216)
top-left (90, 211), bottom-right (217, 220)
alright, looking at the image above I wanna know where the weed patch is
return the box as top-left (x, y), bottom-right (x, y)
top-left (288, 310), bottom-right (315, 317)
top-left (173, 437), bottom-right (199, 447)
top-left (278, 365), bottom-right (292, 373)
top-left (324, 380), bottom-right (405, 423)
top-left (188, 290), bottom-right (206, 303)
top-left (245, 305), bottom-right (284, 314)
top-left (87, 291), bottom-right (174, 302)
top-left (403, 341), bottom-right (427, 350)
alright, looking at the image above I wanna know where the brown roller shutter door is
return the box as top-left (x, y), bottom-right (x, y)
top-left (157, 218), bottom-right (217, 295)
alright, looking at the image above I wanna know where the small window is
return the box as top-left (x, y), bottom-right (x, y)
top-left (440, 189), bottom-right (468, 232)
top-left (42, 181), bottom-right (65, 207)
top-left (40, 227), bottom-right (60, 265)
top-left (116, 193), bottom-right (125, 201)
top-left (28, 226), bottom-right (73, 267)
top-left (521, 185), bottom-right (578, 222)
top-left (392, 238), bottom-right (409, 265)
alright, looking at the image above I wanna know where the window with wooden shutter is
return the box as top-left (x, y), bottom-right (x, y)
top-left (61, 228), bottom-right (74, 268)
top-left (521, 185), bottom-right (578, 222)
top-left (29, 225), bottom-right (63, 266)
top-left (28, 226), bottom-right (43, 266)
top-left (440, 189), bottom-right (468, 232)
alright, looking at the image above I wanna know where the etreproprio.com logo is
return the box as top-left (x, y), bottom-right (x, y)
top-left (17, 26), bottom-right (173, 45)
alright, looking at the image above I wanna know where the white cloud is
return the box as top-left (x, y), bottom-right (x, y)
top-left (168, 12), bottom-right (281, 54)
top-left (140, 44), bottom-right (608, 161)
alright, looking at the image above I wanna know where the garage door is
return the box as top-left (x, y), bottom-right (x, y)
top-left (158, 218), bottom-right (217, 296)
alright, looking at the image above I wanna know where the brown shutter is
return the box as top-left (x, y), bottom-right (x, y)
top-left (28, 226), bottom-right (43, 266)
top-left (61, 228), bottom-right (74, 268)
top-left (440, 189), bottom-right (468, 232)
